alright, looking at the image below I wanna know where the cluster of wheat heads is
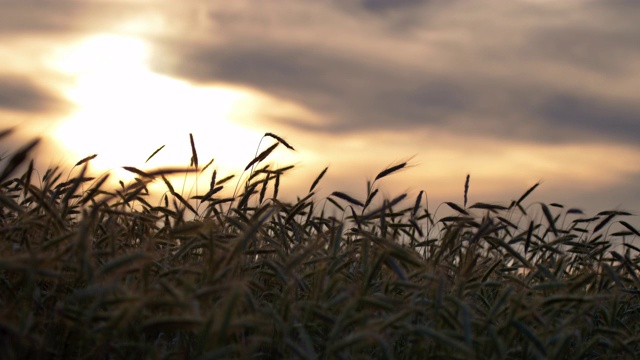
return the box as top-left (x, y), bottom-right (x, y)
top-left (0, 129), bottom-right (639, 359)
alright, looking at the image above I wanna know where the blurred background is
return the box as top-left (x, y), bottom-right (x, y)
top-left (1, 0), bottom-right (638, 220)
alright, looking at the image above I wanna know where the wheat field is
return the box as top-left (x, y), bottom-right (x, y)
top-left (1, 129), bottom-right (639, 359)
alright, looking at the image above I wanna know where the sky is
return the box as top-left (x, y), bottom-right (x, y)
top-left (1, 0), bottom-right (639, 224)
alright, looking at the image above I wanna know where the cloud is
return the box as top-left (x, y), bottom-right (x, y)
top-left (0, 75), bottom-right (69, 114)
top-left (0, 1), bottom-right (157, 36)
top-left (145, 0), bottom-right (640, 147)
top-left (360, 0), bottom-right (431, 13)
top-left (0, 0), bottom-right (638, 216)
top-left (537, 95), bottom-right (640, 144)
top-left (0, 1), bottom-right (73, 34)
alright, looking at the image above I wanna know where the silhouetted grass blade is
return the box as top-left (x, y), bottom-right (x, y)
top-left (0, 192), bottom-right (23, 214)
top-left (0, 127), bottom-right (14, 139)
top-left (330, 191), bottom-right (364, 207)
top-left (273, 172), bottom-right (280, 199)
top-left (445, 202), bottom-right (469, 215)
top-left (468, 218), bottom-right (494, 244)
top-left (245, 142), bottom-right (278, 171)
top-left (374, 162), bottom-right (406, 182)
top-left (61, 163), bottom-right (89, 212)
top-left (515, 182), bottom-right (540, 207)
top-left (362, 193), bottom-right (407, 220)
top-left (349, 207), bottom-right (361, 230)
top-left (217, 174), bottom-right (235, 185)
top-left (490, 236), bottom-right (532, 268)
top-left (623, 242), bottom-right (640, 254)
top-left (189, 133), bottom-right (198, 169)
top-left (363, 188), bottom-right (379, 210)
top-left (198, 185), bottom-right (223, 203)
top-left (161, 175), bottom-right (175, 194)
top-left (238, 183), bottom-right (258, 209)
top-left (145, 144), bottom-right (165, 163)
top-left (464, 174), bottom-right (470, 208)
top-left (619, 221), bottom-right (640, 237)
top-left (284, 192), bottom-right (314, 224)
top-left (525, 220), bottom-right (534, 254)
top-left (22, 159), bottom-right (34, 199)
top-left (497, 216), bottom-right (518, 229)
top-left (75, 154), bottom-right (97, 167)
top-left (0, 138), bottom-right (39, 183)
top-left (327, 197), bottom-right (344, 211)
top-left (541, 203), bottom-right (558, 236)
top-left (123, 166), bottom-right (153, 179)
top-left (201, 158), bottom-right (214, 172)
top-left (174, 192), bottom-right (197, 215)
top-left (144, 167), bottom-right (196, 177)
top-left (79, 173), bottom-right (110, 205)
top-left (598, 210), bottom-right (632, 216)
top-left (265, 132), bottom-right (295, 150)
top-left (208, 169), bottom-right (217, 190)
top-left (309, 166), bottom-right (328, 193)
top-left (469, 202), bottom-right (508, 212)
top-left (259, 176), bottom-right (268, 204)
top-left (594, 213), bottom-right (616, 233)
top-left (412, 190), bottom-right (424, 218)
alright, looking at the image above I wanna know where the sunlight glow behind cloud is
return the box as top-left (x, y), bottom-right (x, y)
top-left (49, 33), bottom-right (287, 184)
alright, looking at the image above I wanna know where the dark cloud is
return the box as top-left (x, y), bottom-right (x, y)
top-left (360, 0), bottom-right (430, 12)
top-left (528, 29), bottom-right (640, 77)
top-left (151, 43), bottom-right (397, 130)
top-left (522, 2), bottom-right (640, 77)
top-left (538, 95), bottom-right (640, 144)
top-left (146, 0), bottom-right (640, 147)
top-left (153, 36), bottom-right (640, 145)
top-left (0, 1), bottom-right (151, 37)
top-left (0, 2), bottom-right (79, 34)
top-left (0, 75), bottom-right (69, 114)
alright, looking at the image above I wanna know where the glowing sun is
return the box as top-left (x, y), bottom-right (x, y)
top-left (49, 33), bottom-right (267, 183)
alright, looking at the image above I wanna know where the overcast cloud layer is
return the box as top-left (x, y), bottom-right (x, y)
top-left (0, 0), bottom-right (639, 217)
top-left (148, 0), bottom-right (640, 145)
